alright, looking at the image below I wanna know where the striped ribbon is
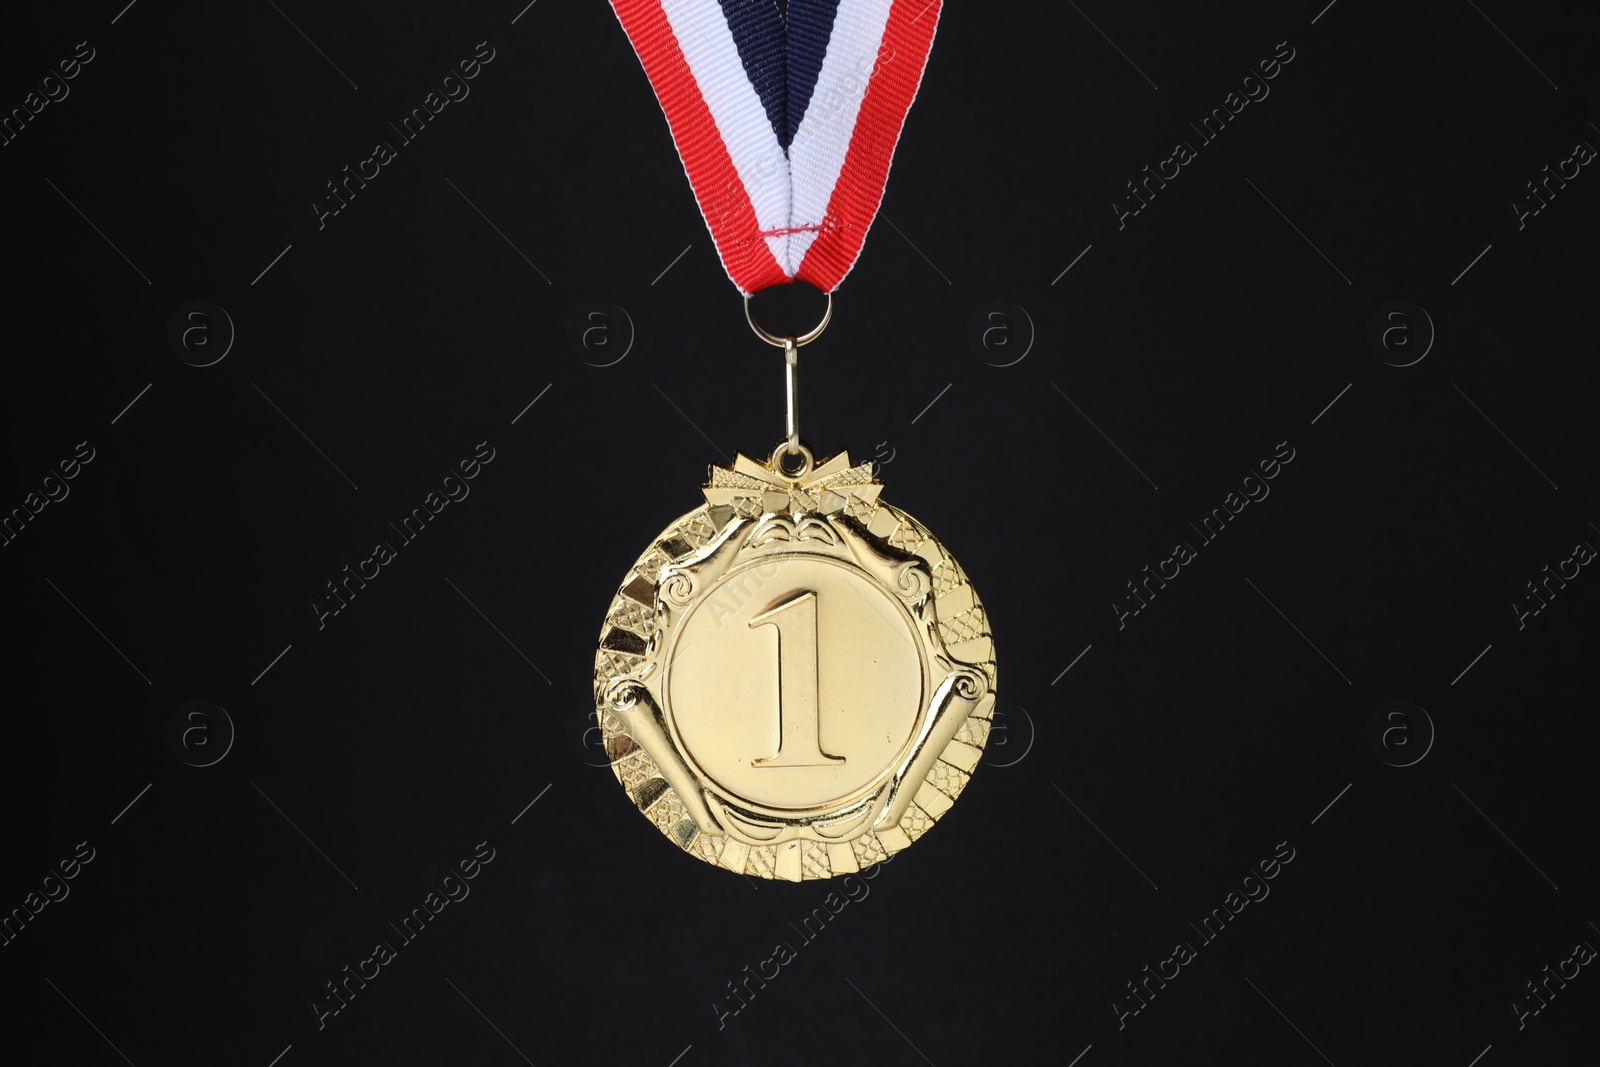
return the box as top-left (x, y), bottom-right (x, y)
top-left (610, 0), bottom-right (942, 295)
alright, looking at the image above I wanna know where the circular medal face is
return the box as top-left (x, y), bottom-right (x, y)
top-left (592, 446), bottom-right (997, 880)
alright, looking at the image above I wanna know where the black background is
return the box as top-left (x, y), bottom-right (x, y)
top-left (3, 1), bottom-right (1598, 1065)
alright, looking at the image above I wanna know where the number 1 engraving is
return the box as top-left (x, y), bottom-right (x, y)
top-left (749, 591), bottom-right (845, 768)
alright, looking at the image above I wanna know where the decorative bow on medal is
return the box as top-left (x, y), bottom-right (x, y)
top-left (703, 448), bottom-right (881, 519)
top-left (609, 0), bottom-right (943, 295)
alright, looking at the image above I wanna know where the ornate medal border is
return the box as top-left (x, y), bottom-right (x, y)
top-left (592, 452), bottom-right (997, 881)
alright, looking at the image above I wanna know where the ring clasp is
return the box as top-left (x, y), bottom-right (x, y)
top-left (744, 292), bottom-right (832, 348)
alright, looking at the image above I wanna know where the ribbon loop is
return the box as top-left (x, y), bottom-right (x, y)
top-left (611, 0), bottom-right (942, 295)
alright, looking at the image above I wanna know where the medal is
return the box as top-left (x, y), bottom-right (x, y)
top-left (599, 0), bottom-right (994, 881)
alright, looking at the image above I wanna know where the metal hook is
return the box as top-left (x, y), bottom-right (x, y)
top-left (783, 338), bottom-right (800, 454)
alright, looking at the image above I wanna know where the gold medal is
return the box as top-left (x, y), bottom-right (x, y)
top-left (592, 313), bottom-right (997, 880)
top-left (602, 0), bottom-right (972, 880)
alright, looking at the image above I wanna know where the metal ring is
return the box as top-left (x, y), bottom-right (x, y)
top-left (770, 440), bottom-right (814, 479)
top-left (744, 292), bottom-right (832, 348)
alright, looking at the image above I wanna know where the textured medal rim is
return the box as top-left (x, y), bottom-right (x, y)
top-left (593, 496), bottom-right (997, 881)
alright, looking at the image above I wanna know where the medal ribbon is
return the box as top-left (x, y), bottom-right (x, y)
top-left (610, 0), bottom-right (942, 295)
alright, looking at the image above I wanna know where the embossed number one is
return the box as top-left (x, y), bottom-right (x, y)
top-left (749, 591), bottom-right (845, 767)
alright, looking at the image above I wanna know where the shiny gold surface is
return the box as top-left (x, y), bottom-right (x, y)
top-left (668, 556), bottom-right (924, 808)
top-left (592, 445), bottom-right (996, 880)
